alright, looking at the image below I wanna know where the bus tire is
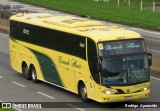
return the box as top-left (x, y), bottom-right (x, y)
top-left (31, 65), bottom-right (39, 83)
top-left (78, 82), bottom-right (90, 102)
top-left (22, 62), bottom-right (31, 80)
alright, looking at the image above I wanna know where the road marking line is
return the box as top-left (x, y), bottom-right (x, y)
top-left (151, 39), bottom-right (160, 43)
top-left (146, 38), bottom-right (160, 43)
top-left (0, 33), bottom-right (8, 39)
top-left (66, 104), bottom-right (85, 111)
top-left (130, 28), bottom-right (160, 35)
top-left (12, 81), bottom-right (27, 88)
top-left (0, 76), bottom-right (4, 79)
top-left (151, 76), bottom-right (160, 81)
top-left (151, 49), bottom-right (160, 53)
top-left (37, 92), bottom-right (55, 99)
top-left (14, 108), bottom-right (23, 111)
top-left (147, 49), bottom-right (160, 53)
top-left (16, 108), bottom-right (23, 111)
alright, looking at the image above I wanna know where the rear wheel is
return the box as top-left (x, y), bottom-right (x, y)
top-left (22, 63), bottom-right (31, 80)
top-left (31, 65), bottom-right (39, 83)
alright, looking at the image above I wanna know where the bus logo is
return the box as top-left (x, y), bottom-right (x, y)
top-left (123, 78), bottom-right (127, 83)
top-left (98, 43), bottom-right (103, 50)
top-left (23, 28), bottom-right (30, 35)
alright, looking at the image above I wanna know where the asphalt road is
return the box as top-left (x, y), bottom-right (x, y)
top-left (0, 31), bottom-right (160, 111)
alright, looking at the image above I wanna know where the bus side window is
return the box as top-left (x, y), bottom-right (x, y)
top-left (74, 36), bottom-right (86, 60)
top-left (10, 21), bottom-right (24, 41)
top-left (87, 38), bottom-right (100, 83)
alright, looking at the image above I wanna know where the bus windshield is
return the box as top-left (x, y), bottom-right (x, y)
top-left (98, 39), bottom-right (149, 86)
top-left (100, 54), bottom-right (149, 86)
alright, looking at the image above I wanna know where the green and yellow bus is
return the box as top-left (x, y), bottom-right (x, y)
top-left (9, 13), bottom-right (152, 103)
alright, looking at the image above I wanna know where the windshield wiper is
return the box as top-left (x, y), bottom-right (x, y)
top-left (128, 66), bottom-right (140, 82)
top-left (119, 69), bottom-right (128, 79)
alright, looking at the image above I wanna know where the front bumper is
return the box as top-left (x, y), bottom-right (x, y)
top-left (101, 90), bottom-right (150, 103)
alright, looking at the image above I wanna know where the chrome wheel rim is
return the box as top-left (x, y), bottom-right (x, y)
top-left (32, 69), bottom-right (36, 80)
top-left (80, 86), bottom-right (87, 99)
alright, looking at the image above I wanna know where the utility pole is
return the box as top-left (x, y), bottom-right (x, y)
top-left (140, 0), bottom-right (143, 11)
top-left (128, 0), bottom-right (130, 7)
top-left (153, 0), bottom-right (155, 12)
top-left (118, 0), bottom-right (120, 6)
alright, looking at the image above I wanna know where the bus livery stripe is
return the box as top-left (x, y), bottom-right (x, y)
top-left (30, 49), bottom-right (64, 87)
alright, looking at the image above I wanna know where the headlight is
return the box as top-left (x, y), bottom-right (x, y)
top-left (140, 87), bottom-right (149, 91)
top-left (102, 90), bottom-right (115, 95)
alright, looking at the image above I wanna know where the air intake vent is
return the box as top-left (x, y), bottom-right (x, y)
top-left (116, 89), bottom-right (125, 94)
top-left (42, 16), bottom-right (104, 28)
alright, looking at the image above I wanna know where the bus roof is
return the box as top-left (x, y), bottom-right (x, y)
top-left (10, 13), bottom-right (142, 42)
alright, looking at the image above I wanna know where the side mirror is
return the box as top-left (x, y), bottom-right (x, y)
top-left (147, 53), bottom-right (152, 66)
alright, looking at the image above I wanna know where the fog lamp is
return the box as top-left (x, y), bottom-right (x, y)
top-left (102, 90), bottom-right (115, 95)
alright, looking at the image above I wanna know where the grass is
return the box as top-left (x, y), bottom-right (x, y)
top-left (0, 109), bottom-right (15, 111)
top-left (13, 0), bottom-right (160, 31)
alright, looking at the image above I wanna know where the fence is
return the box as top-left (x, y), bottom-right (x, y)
top-left (95, 0), bottom-right (160, 12)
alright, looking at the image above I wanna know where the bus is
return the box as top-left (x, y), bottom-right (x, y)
top-left (9, 13), bottom-right (152, 103)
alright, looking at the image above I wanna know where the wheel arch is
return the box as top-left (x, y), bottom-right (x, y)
top-left (29, 63), bottom-right (35, 74)
top-left (29, 63), bottom-right (40, 80)
top-left (21, 61), bottom-right (29, 72)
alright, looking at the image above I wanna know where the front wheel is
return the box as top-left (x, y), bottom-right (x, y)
top-left (79, 83), bottom-right (89, 102)
top-left (31, 66), bottom-right (39, 83)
